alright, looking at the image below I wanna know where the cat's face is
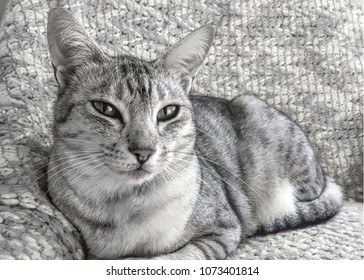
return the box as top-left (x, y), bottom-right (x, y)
top-left (48, 8), bottom-right (214, 187)
top-left (54, 58), bottom-right (195, 185)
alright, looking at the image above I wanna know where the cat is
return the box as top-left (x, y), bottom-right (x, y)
top-left (46, 7), bottom-right (343, 260)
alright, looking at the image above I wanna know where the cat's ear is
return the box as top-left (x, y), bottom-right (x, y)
top-left (47, 8), bottom-right (106, 87)
top-left (159, 26), bottom-right (215, 91)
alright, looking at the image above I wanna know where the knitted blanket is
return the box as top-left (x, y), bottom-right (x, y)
top-left (0, 0), bottom-right (363, 259)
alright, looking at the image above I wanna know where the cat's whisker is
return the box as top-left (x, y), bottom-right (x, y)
top-left (44, 158), bottom-right (104, 199)
top-left (194, 126), bottom-right (238, 154)
top-left (29, 152), bottom-right (102, 189)
top-left (25, 150), bottom-right (103, 185)
top-left (52, 137), bottom-right (101, 146)
top-left (49, 149), bottom-right (102, 155)
top-left (47, 156), bottom-right (101, 185)
top-left (182, 154), bottom-right (263, 199)
top-left (167, 150), bottom-right (264, 199)
top-left (182, 129), bottom-right (319, 200)
top-left (163, 164), bottom-right (212, 215)
top-left (194, 127), bottom-right (216, 140)
top-left (286, 175), bottom-right (315, 191)
top-left (43, 159), bottom-right (104, 198)
top-left (163, 165), bottom-right (213, 218)
top-left (163, 165), bottom-right (180, 182)
top-left (55, 164), bottom-right (109, 206)
top-left (164, 159), bottom-right (244, 229)
top-left (160, 168), bottom-right (170, 187)
top-left (277, 176), bottom-right (315, 197)
top-left (63, 162), bottom-right (108, 194)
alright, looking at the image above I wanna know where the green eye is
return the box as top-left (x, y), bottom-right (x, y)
top-left (92, 101), bottom-right (120, 119)
top-left (157, 105), bottom-right (179, 121)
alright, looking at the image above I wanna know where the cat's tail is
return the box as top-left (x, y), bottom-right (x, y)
top-left (255, 176), bottom-right (343, 235)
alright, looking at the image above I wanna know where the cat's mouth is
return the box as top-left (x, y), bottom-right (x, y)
top-left (120, 167), bottom-right (150, 180)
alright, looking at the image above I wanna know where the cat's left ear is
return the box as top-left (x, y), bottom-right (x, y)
top-left (158, 26), bottom-right (215, 91)
top-left (47, 7), bottom-right (107, 88)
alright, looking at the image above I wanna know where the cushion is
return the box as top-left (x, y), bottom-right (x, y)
top-left (0, 0), bottom-right (363, 259)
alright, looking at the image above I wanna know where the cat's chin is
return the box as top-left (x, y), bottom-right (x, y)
top-left (118, 169), bottom-right (154, 185)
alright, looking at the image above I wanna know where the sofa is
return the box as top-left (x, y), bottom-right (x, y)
top-left (0, 0), bottom-right (362, 259)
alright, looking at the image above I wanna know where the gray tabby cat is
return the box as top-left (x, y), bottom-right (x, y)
top-left (46, 7), bottom-right (343, 260)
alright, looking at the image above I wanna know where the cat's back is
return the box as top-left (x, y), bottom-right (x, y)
top-left (191, 93), bottom-right (326, 205)
top-left (190, 94), bottom-right (288, 139)
top-left (189, 95), bottom-right (230, 123)
top-left (190, 93), bottom-right (301, 146)
top-left (190, 93), bottom-right (315, 193)
top-left (190, 94), bottom-right (270, 153)
top-left (190, 94), bottom-right (281, 123)
top-left (189, 95), bottom-right (238, 159)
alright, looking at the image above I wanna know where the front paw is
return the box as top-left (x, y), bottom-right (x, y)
top-left (150, 255), bottom-right (173, 260)
top-left (123, 255), bottom-right (172, 260)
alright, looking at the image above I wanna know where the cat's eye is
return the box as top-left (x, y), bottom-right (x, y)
top-left (157, 105), bottom-right (179, 121)
top-left (92, 101), bottom-right (120, 119)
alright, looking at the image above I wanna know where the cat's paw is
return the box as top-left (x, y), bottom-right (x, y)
top-left (150, 254), bottom-right (183, 260)
top-left (149, 256), bottom-right (170, 260)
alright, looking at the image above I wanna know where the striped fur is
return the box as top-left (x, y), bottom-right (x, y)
top-left (46, 8), bottom-right (343, 260)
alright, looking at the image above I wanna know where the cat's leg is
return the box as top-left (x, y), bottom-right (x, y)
top-left (152, 230), bottom-right (242, 260)
top-left (255, 176), bottom-right (342, 235)
top-left (279, 123), bottom-right (326, 202)
top-left (228, 94), bottom-right (325, 202)
top-left (290, 158), bottom-right (326, 202)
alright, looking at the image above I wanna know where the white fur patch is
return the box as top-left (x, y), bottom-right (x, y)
top-left (324, 176), bottom-right (343, 207)
top-left (255, 180), bottom-right (297, 225)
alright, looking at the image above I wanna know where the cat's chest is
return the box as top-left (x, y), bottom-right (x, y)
top-left (110, 198), bottom-right (190, 255)
top-left (60, 156), bottom-right (201, 258)
top-left (82, 176), bottom-right (200, 258)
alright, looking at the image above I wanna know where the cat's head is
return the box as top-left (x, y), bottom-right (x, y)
top-left (47, 8), bottom-right (214, 188)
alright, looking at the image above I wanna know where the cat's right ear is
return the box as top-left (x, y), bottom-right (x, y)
top-left (47, 8), bottom-right (106, 88)
top-left (158, 25), bottom-right (215, 92)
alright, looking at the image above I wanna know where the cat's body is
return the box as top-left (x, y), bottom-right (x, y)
top-left (46, 7), bottom-right (342, 259)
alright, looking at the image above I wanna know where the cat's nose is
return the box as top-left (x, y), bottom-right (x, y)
top-left (130, 149), bottom-right (155, 164)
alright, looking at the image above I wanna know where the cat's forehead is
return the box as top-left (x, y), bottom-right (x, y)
top-left (79, 56), bottom-right (182, 102)
top-left (114, 56), bottom-right (154, 77)
top-left (113, 57), bottom-right (155, 102)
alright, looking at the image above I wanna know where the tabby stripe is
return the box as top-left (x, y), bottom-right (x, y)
top-left (192, 242), bottom-right (211, 259)
top-left (62, 200), bottom-right (114, 230)
top-left (126, 79), bottom-right (135, 95)
top-left (296, 206), bottom-right (307, 225)
top-left (61, 132), bottom-right (83, 139)
top-left (57, 103), bottom-right (75, 124)
top-left (204, 240), bottom-right (223, 260)
top-left (148, 80), bottom-right (153, 96)
top-left (213, 237), bottom-right (230, 258)
top-left (195, 239), bottom-right (221, 260)
top-left (220, 177), bottom-right (245, 238)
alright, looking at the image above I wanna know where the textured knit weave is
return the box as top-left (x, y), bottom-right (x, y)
top-left (0, 0), bottom-right (363, 259)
